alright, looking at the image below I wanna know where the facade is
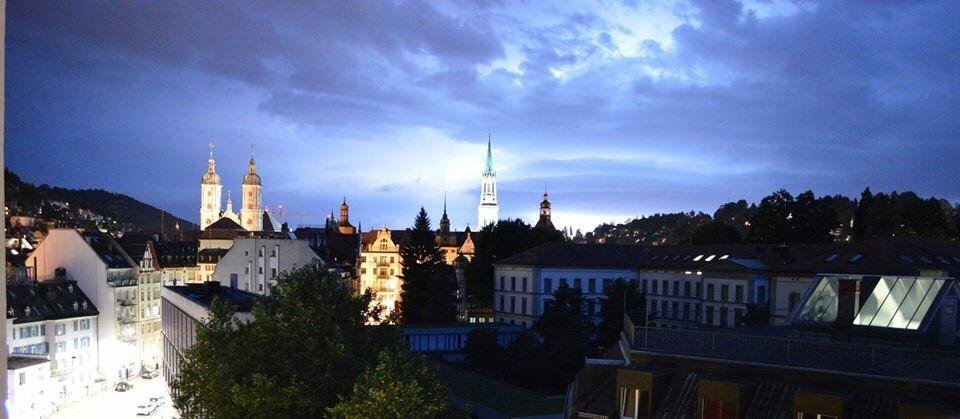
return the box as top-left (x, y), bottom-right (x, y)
top-left (6, 279), bottom-right (100, 407)
top-left (211, 238), bottom-right (321, 295)
top-left (153, 238), bottom-right (200, 285)
top-left (358, 220), bottom-right (476, 316)
top-left (477, 135), bottom-right (499, 228)
top-left (7, 356), bottom-right (53, 419)
top-left (493, 242), bottom-right (644, 328)
top-left (118, 235), bottom-right (163, 371)
top-left (161, 282), bottom-right (259, 394)
top-left (28, 229), bottom-right (142, 382)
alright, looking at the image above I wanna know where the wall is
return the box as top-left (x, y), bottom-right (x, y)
top-left (212, 238), bottom-right (319, 296)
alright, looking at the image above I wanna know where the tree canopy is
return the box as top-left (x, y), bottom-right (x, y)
top-left (173, 264), bottom-right (415, 418)
top-left (328, 350), bottom-right (448, 419)
top-left (596, 278), bottom-right (645, 347)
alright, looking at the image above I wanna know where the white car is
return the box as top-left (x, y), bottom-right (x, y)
top-left (137, 404), bottom-right (157, 416)
top-left (150, 395), bottom-right (167, 407)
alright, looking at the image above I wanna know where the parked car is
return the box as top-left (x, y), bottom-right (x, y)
top-left (141, 370), bottom-right (161, 379)
top-left (150, 395), bottom-right (167, 407)
top-left (115, 381), bottom-right (134, 392)
top-left (137, 404), bottom-right (157, 416)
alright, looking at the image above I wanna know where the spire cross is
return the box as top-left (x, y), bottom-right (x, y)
top-left (208, 142), bottom-right (215, 159)
top-left (250, 143), bottom-right (255, 159)
top-left (443, 191), bottom-right (447, 213)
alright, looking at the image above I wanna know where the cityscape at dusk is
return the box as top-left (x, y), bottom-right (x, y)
top-left (2, 1), bottom-right (960, 419)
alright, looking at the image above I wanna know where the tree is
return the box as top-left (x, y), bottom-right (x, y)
top-left (173, 264), bottom-right (400, 418)
top-left (399, 208), bottom-right (456, 324)
top-left (328, 350), bottom-right (449, 419)
top-left (533, 285), bottom-right (592, 392)
top-left (790, 191), bottom-right (837, 243)
top-left (463, 327), bottom-right (502, 372)
top-left (747, 189), bottom-right (795, 243)
top-left (687, 220), bottom-right (742, 244)
top-left (502, 331), bottom-right (545, 390)
top-left (596, 279), bottom-right (645, 347)
top-left (465, 219), bottom-right (564, 310)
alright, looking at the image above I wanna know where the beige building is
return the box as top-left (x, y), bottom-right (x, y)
top-left (358, 204), bottom-right (475, 316)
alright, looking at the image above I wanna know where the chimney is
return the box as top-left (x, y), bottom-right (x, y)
top-left (54, 267), bottom-right (67, 279)
top-left (835, 278), bottom-right (860, 327)
top-left (205, 281), bottom-right (222, 298)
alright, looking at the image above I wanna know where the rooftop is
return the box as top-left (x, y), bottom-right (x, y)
top-left (497, 242), bottom-right (644, 268)
top-left (165, 282), bottom-right (262, 312)
top-left (7, 355), bottom-right (50, 370)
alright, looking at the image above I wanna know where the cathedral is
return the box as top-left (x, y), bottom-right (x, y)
top-left (199, 144), bottom-right (273, 232)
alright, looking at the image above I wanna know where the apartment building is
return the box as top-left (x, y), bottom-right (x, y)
top-left (211, 238), bottom-right (321, 295)
top-left (493, 242), bottom-right (644, 328)
top-left (28, 229), bottom-right (142, 381)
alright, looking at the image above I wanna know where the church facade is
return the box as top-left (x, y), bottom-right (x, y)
top-left (198, 144), bottom-right (266, 232)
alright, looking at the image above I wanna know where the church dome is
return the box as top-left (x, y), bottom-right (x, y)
top-left (202, 159), bottom-right (221, 185)
top-left (202, 171), bottom-right (221, 185)
top-left (242, 158), bottom-right (261, 186)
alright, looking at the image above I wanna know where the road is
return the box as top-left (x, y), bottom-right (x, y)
top-left (50, 375), bottom-right (178, 419)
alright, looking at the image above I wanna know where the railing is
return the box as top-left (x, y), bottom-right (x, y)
top-left (633, 327), bottom-right (960, 386)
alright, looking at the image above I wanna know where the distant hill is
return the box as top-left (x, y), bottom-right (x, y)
top-left (5, 169), bottom-right (196, 233)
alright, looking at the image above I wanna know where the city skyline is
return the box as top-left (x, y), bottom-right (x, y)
top-left (6, 1), bottom-right (960, 232)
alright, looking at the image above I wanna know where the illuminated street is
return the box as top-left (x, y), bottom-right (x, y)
top-left (51, 376), bottom-right (177, 419)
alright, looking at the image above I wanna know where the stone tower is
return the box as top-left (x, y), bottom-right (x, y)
top-left (200, 143), bottom-right (222, 230)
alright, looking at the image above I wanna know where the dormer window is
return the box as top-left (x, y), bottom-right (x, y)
top-left (73, 301), bottom-right (79, 310)
top-left (7, 307), bottom-right (14, 317)
top-left (24, 307), bottom-right (31, 316)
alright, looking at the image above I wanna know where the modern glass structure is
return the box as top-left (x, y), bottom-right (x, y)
top-left (791, 274), bottom-right (957, 332)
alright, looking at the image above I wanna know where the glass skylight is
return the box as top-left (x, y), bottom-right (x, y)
top-left (853, 276), bottom-right (946, 330)
top-left (825, 254), bottom-right (839, 262)
top-left (693, 255), bottom-right (704, 261)
top-left (704, 255), bottom-right (716, 262)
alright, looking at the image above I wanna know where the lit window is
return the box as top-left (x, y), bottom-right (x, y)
top-left (693, 255), bottom-right (704, 261)
top-left (705, 255), bottom-right (716, 262)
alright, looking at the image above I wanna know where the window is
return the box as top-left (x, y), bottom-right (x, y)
top-left (662, 280), bottom-right (668, 295)
top-left (660, 301), bottom-right (667, 317)
top-left (673, 281), bottom-right (680, 296)
top-left (672, 301), bottom-right (679, 319)
top-left (735, 285), bottom-right (744, 303)
top-left (560, 278), bottom-right (568, 288)
top-left (511, 277), bottom-right (516, 291)
top-left (652, 280), bottom-right (658, 294)
top-left (721, 285), bottom-right (729, 302)
top-left (574, 278), bottom-right (582, 291)
top-left (642, 279), bottom-right (648, 293)
top-left (521, 298), bottom-right (527, 314)
top-left (757, 285), bottom-right (767, 303)
top-left (544, 278), bottom-right (553, 294)
top-left (73, 320), bottom-right (78, 331)
top-left (510, 297), bottom-right (516, 313)
top-left (18, 372), bottom-right (25, 386)
top-left (619, 388), bottom-right (650, 419)
top-left (696, 282), bottom-right (702, 298)
top-left (684, 281), bottom-right (691, 297)
top-left (720, 307), bottom-right (730, 327)
top-left (57, 341), bottom-right (66, 351)
top-left (258, 247), bottom-right (264, 257)
top-left (498, 295), bottom-right (505, 312)
top-left (56, 324), bottom-right (66, 336)
top-left (522, 277), bottom-right (528, 292)
top-left (603, 278), bottom-right (611, 291)
top-left (707, 284), bottom-right (715, 301)
top-left (258, 267), bottom-right (264, 274)
top-left (588, 278), bottom-right (596, 293)
top-left (683, 302), bottom-right (691, 320)
top-left (499, 277), bottom-right (505, 290)
top-left (706, 306), bottom-right (714, 325)
top-left (271, 268), bottom-right (277, 278)
top-left (649, 299), bottom-right (657, 315)
top-left (700, 398), bottom-right (736, 419)
top-left (244, 266), bottom-right (250, 274)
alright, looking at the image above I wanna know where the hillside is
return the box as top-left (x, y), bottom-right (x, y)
top-left (5, 169), bottom-right (196, 233)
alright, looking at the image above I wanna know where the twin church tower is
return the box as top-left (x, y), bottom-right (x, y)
top-left (199, 135), bottom-right (552, 232)
top-left (199, 144), bottom-right (263, 231)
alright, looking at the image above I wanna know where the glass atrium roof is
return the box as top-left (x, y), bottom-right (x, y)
top-left (791, 275), bottom-right (956, 331)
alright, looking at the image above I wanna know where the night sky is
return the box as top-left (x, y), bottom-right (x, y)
top-left (6, 1), bottom-right (960, 232)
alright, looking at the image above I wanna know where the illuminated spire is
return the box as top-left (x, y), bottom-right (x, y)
top-left (483, 131), bottom-right (495, 176)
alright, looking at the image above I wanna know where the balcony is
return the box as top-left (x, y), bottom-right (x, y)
top-left (631, 327), bottom-right (960, 386)
top-left (107, 273), bottom-right (138, 288)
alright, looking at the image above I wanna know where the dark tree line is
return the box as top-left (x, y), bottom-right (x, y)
top-left (398, 208), bottom-right (457, 324)
top-left (583, 187), bottom-right (960, 245)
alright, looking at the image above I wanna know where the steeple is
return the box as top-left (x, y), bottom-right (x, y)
top-left (240, 143), bottom-right (263, 231)
top-left (478, 132), bottom-right (500, 227)
top-left (200, 143), bottom-right (223, 230)
top-left (338, 197), bottom-right (355, 234)
top-left (536, 182), bottom-right (555, 231)
top-left (440, 191), bottom-right (451, 234)
top-left (483, 131), bottom-right (495, 176)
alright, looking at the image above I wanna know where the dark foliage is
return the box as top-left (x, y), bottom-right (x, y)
top-left (399, 208), bottom-right (457, 324)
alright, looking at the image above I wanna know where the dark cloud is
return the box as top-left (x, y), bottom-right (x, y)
top-left (6, 0), bottom-right (960, 231)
